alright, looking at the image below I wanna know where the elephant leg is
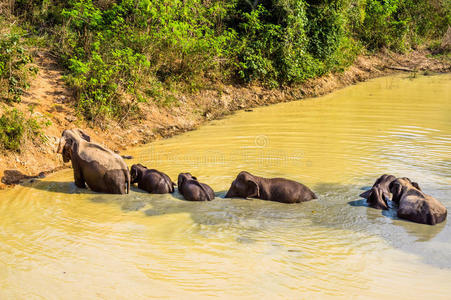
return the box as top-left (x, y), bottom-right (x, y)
top-left (73, 163), bottom-right (86, 189)
top-left (104, 170), bottom-right (126, 194)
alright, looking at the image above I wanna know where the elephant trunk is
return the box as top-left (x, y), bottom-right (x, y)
top-left (126, 169), bottom-right (130, 194)
top-left (56, 136), bottom-right (66, 153)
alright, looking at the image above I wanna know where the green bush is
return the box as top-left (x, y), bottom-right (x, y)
top-left (0, 29), bottom-right (36, 103)
top-left (228, 0), bottom-right (360, 85)
top-left (229, 1), bottom-right (319, 85)
top-left (0, 108), bottom-right (48, 152)
top-left (351, 0), bottom-right (408, 51)
top-left (6, 0), bottom-right (450, 124)
top-left (350, 0), bottom-right (450, 52)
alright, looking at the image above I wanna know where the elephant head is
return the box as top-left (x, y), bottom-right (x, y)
top-left (56, 129), bottom-right (91, 162)
top-left (130, 164), bottom-right (147, 184)
top-left (177, 173), bottom-right (196, 189)
top-left (366, 187), bottom-right (389, 210)
top-left (389, 177), bottom-right (421, 203)
top-left (225, 171), bottom-right (259, 198)
top-left (360, 174), bottom-right (396, 199)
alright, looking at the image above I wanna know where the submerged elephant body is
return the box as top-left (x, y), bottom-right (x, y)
top-left (178, 173), bottom-right (215, 201)
top-left (130, 164), bottom-right (175, 194)
top-left (225, 171), bottom-right (316, 203)
top-left (57, 129), bottom-right (130, 194)
top-left (389, 178), bottom-right (447, 225)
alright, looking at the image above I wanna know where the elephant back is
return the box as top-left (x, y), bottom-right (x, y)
top-left (79, 143), bottom-right (127, 170)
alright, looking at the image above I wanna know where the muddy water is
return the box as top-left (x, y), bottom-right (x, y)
top-left (1, 74), bottom-right (450, 299)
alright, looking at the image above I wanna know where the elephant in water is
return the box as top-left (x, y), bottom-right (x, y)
top-left (130, 164), bottom-right (175, 194)
top-left (177, 173), bottom-right (215, 201)
top-left (57, 129), bottom-right (130, 194)
top-left (389, 178), bottom-right (447, 225)
top-left (359, 174), bottom-right (397, 210)
top-left (225, 171), bottom-right (317, 203)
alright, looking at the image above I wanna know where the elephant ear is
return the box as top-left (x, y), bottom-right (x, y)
top-left (74, 128), bottom-right (91, 142)
top-left (177, 174), bottom-right (186, 189)
top-left (389, 180), bottom-right (403, 203)
top-left (246, 179), bottom-right (259, 198)
top-left (130, 166), bottom-right (138, 183)
top-left (359, 189), bottom-right (372, 199)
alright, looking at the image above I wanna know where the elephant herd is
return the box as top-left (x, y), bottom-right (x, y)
top-left (56, 129), bottom-right (447, 226)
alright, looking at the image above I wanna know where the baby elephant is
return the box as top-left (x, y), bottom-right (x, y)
top-left (178, 173), bottom-right (215, 201)
top-left (130, 164), bottom-right (175, 194)
top-left (225, 171), bottom-right (317, 203)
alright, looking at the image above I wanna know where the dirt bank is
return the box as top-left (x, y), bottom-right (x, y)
top-left (1, 48), bottom-right (450, 188)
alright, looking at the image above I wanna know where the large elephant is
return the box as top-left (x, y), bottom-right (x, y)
top-left (130, 164), bottom-right (175, 194)
top-left (224, 171), bottom-right (317, 203)
top-left (56, 129), bottom-right (130, 194)
top-left (389, 177), bottom-right (421, 203)
top-left (359, 174), bottom-right (397, 210)
top-left (177, 173), bottom-right (215, 201)
top-left (389, 178), bottom-right (447, 225)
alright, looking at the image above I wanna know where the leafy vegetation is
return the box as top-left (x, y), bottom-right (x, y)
top-left (3, 0), bottom-right (450, 125)
top-left (0, 108), bottom-right (49, 152)
top-left (0, 18), bottom-right (37, 103)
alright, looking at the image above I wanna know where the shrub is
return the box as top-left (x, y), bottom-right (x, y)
top-left (0, 29), bottom-right (36, 103)
top-left (53, 0), bottom-right (236, 124)
top-left (0, 108), bottom-right (48, 152)
top-left (229, 1), bottom-right (318, 85)
top-left (5, 0), bottom-right (450, 124)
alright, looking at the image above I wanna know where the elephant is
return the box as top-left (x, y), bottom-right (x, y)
top-left (224, 171), bottom-right (317, 203)
top-left (130, 164), bottom-right (175, 194)
top-left (177, 173), bottom-right (215, 201)
top-left (389, 178), bottom-right (447, 225)
top-left (57, 129), bottom-right (130, 194)
top-left (359, 174), bottom-right (396, 210)
top-left (389, 177), bottom-right (421, 203)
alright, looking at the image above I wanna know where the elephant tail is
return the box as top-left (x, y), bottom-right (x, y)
top-left (193, 181), bottom-right (213, 201)
top-left (169, 181), bottom-right (176, 193)
top-left (125, 168), bottom-right (131, 194)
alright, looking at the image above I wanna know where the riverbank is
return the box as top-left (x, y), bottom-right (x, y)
top-left (1, 48), bottom-right (450, 188)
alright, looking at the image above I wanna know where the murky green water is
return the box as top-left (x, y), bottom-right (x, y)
top-left (0, 74), bottom-right (450, 299)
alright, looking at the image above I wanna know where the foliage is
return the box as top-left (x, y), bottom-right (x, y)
top-left (230, 1), bottom-right (317, 85)
top-left (0, 24), bottom-right (36, 103)
top-left (0, 108), bottom-right (49, 152)
top-left (52, 0), bottom-right (236, 124)
top-left (7, 0), bottom-right (451, 123)
top-left (350, 0), bottom-right (450, 51)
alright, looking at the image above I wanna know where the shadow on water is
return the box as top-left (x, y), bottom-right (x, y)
top-left (348, 199), bottom-right (367, 207)
top-left (25, 180), bottom-right (98, 195)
